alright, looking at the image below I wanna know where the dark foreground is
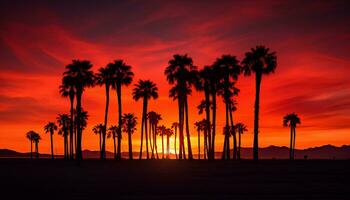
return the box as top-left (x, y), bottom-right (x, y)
top-left (0, 159), bottom-right (349, 199)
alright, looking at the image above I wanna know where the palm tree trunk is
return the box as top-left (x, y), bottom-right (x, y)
top-left (253, 73), bottom-right (262, 161)
top-left (204, 88), bottom-right (211, 158)
top-left (116, 83), bottom-right (122, 160)
top-left (293, 127), bottom-right (296, 160)
top-left (102, 85), bottom-right (110, 160)
top-left (64, 134), bottom-right (67, 159)
top-left (145, 104), bottom-right (149, 159)
top-left (211, 90), bottom-right (217, 160)
top-left (184, 96), bottom-right (193, 159)
top-left (30, 140), bottom-right (32, 159)
top-left (154, 124), bottom-right (159, 159)
top-left (222, 102), bottom-right (229, 160)
top-left (76, 90), bottom-right (83, 161)
top-left (204, 130), bottom-right (207, 160)
top-left (139, 98), bottom-right (146, 159)
top-left (198, 129), bottom-right (200, 159)
top-left (178, 97), bottom-right (183, 160)
top-left (113, 132), bottom-right (117, 159)
top-left (128, 132), bottom-right (133, 160)
top-left (35, 142), bottom-right (39, 159)
top-left (289, 126), bottom-right (293, 160)
top-left (174, 127), bottom-right (177, 159)
top-left (69, 95), bottom-right (74, 160)
top-left (50, 131), bottom-right (54, 159)
top-left (238, 132), bottom-right (241, 160)
top-left (150, 121), bottom-right (155, 159)
top-left (229, 105), bottom-right (236, 160)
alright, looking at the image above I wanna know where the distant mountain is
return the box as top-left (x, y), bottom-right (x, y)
top-left (1, 144), bottom-right (349, 159)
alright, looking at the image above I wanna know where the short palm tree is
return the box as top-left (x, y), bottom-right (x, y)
top-left (95, 65), bottom-right (115, 159)
top-left (108, 125), bottom-right (119, 159)
top-left (32, 132), bottom-right (41, 159)
top-left (147, 111), bottom-right (162, 159)
top-left (157, 125), bottom-right (167, 159)
top-left (171, 122), bottom-right (179, 159)
top-left (242, 46), bottom-right (277, 161)
top-left (234, 123), bottom-right (247, 160)
top-left (283, 113), bottom-right (301, 160)
top-left (194, 120), bottom-right (204, 159)
top-left (107, 60), bottom-right (134, 160)
top-left (132, 80), bottom-right (158, 159)
top-left (92, 124), bottom-right (104, 153)
top-left (63, 60), bottom-right (94, 161)
top-left (122, 113), bottom-right (137, 160)
top-left (26, 131), bottom-right (36, 159)
top-left (57, 114), bottom-right (70, 159)
top-left (44, 122), bottom-right (57, 159)
top-left (165, 128), bottom-right (174, 159)
top-left (59, 81), bottom-right (75, 159)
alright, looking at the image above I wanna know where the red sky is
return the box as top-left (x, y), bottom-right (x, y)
top-left (0, 0), bottom-right (350, 154)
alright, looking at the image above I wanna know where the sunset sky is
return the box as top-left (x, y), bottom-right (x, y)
top-left (0, 0), bottom-right (349, 154)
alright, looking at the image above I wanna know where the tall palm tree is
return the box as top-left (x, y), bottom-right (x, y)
top-left (171, 122), bottom-right (179, 159)
top-left (132, 80), bottom-right (158, 159)
top-left (242, 46), bottom-right (277, 161)
top-left (283, 113), bottom-right (301, 160)
top-left (59, 82), bottom-right (75, 159)
top-left (95, 65), bottom-right (115, 159)
top-left (26, 131), bottom-right (36, 159)
top-left (165, 54), bottom-right (197, 160)
top-left (108, 60), bottom-right (134, 160)
top-left (122, 113), bottom-right (137, 160)
top-left (234, 123), bottom-right (247, 160)
top-left (63, 60), bottom-right (94, 161)
top-left (44, 122), bottom-right (57, 159)
top-left (32, 132), bottom-right (41, 159)
top-left (228, 98), bottom-right (238, 160)
top-left (165, 127), bottom-right (174, 159)
top-left (92, 124), bottom-right (104, 153)
top-left (57, 114), bottom-right (70, 159)
top-left (108, 125), bottom-right (119, 159)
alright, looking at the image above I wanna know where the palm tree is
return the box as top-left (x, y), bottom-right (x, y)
top-left (122, 113), bottom-right (137, 160)
top-left (108, 125), bottom-right (119, 159)
top-left (165, 128), bottom-right (174, 159)
top-left (234, 123), bottom-right (247, 160)
top-left (44, 122), bottom-right (57, 159)
top-left (147, 111), bottom-right (161, 159)
top-left (95, 66), bottom-right (115, 159)
top-left (228, 98), bottom-right (238, 160)
top-left (165, 54), bottom-right (197, 160)
top-left (92, 124), bottom-right (104, 153)
top-left (242, 46), bottom-right (277, 161)
top-left (57, 114), bottom-right (70, 159)
top-left (32, 132), bottom-right (41, 159)
top-left (63, 60), bottom-right (94, 161)
top-left (59, 82), bottom-right (75, 159)
top-left (194, 120), bottom-right (203, 159)
top-left (171, 122), bottom-right (179, 159)
top-left (283, 113), bottom-right (301, 160)
top-left (157, 125), bottom-right (167, 159)
top-left (107, 60), bottom-right (134, 160)
top-left (26, 131), bottom-right (36, 159)
top-left (132, 80), bottom-right (158, 159)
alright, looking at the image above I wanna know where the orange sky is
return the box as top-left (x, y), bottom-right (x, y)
top-left (0, 0), bottom-right (350, 154)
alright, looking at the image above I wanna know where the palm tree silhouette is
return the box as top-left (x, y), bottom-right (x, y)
top-left (57, 114), bottom-right (70, 159)
top-left (92, 124), bottom-right (104, 153)
top-left (26, 131), bottom-right (36, 159)
top-left (108, 125), bottom-right (119, 159)
top-left (165, 54), bottom-right (197, 160)
top-left (107, 60), bottom-right (134, 160)
top-left (283, 113), bottom-right (301, 160)
top-left (147, 111), bottom-right (161, 159)
top-left (157, 125), bottom-right (167, 159)
top-left (59, 83), bottom-right (75, 159)
top-left (165, 127), bottom-right (174, 159)
top-left (171, 122), bottom-right (179, 159)
top-left (31, 132), bottom-right (41, 159)
top-left (215, 55), bottom-right (241, 160)
top-left (122, 113), bottom-right (137, 160)
top-left (132, 80), bottom-right (158, 159)
top-left (63, 60), bottom-right (94, 161)
top-left (95, 65), bottom-right (115, 159)
top-left (234, 123), bottom-right (247, 160)
top-left (194, 120), bottom-right (204, 159)
top-left (44, 122), bottom-right (57, 159)
top-left (242, 46), bottom-right (277, 161)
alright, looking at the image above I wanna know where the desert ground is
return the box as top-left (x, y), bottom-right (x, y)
top-left (0, 159), bottom-right (349, 199)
